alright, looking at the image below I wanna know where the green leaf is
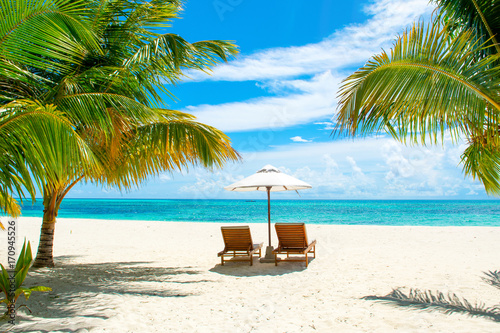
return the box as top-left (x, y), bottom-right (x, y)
top-left (15, 286), bottom-right (51, 301)
top-left (0, 263), bottom-right (11, 298)
top-left (14, 241), bottom-right (27, 274)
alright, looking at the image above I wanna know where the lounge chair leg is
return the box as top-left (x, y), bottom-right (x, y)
top-left (275, 253), bottom-right (278, 266)
top-left (221, 256), bottom-right (224, 266)
top-left (305, 253), bottom-right (308, 267)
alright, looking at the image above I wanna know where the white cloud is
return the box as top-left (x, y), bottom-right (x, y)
top-left (186, 0), bottom-right (435, 132)
top-left (178, 171), bottom-right (240, 198)
top-left (383, 141), bottom-right (415, 180)
top-left (188, 70), bottom-right (340, 132)
top-left (290, 136), bottom-right (312, 143)
top-left (188, 0), bottom-right (434, 82)
top-left (159, 173), bottom-right (171, 182)
top-left (315, 121), bottom-right (335, 130)
top-left (73, 135), bottom-right (487, 199)
top-left (179, 137), bottom-right (487, 199)
top-left (381, 141), bottom-right (448, 196)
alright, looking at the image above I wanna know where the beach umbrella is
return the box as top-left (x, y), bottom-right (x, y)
top-left (224, 165), bottom-right (312, 262)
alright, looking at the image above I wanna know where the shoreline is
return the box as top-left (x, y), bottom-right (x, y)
top-left (1, 217), bottom-right (500, 332)
top-left (9, 216), bottom-right (500, 227)
top-left (15, 199), bottom-right (500, 228)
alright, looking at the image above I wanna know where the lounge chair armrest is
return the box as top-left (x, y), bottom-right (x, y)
top-left (250, 242), bottom-right (264, 255)
top-left (304, 239), bottom-right (317, 253)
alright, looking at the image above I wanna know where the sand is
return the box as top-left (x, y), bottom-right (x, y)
top-left (1, 217), bottom-right (499, 332)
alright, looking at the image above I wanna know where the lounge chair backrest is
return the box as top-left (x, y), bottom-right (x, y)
top-left (221, 226), bottom-right (253, 251)
top-left (275, 223), bottom-right (308, 249)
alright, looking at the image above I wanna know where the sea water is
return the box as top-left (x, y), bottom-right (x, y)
top-left (17, 199), bottom-right (500, 226)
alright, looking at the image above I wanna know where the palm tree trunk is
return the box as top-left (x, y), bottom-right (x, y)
top-left (32, 177), bottom-right (83, 268)
top-left (33, 192), bottom-right (57, 268)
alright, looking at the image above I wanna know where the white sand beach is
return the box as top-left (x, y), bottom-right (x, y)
top-left (1, 217), bottom-right (500, 332)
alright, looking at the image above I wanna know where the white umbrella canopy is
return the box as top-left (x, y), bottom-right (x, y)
top-left (224, 165), bottom-right (312, 192)
top-left (224, 165), bottom-right (312, 262)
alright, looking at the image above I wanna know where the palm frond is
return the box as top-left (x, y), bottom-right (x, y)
top-left (88, 0), bottom-right (181, 34)
top-left (122, 0), bottom-right (180, 31)
top-left (0, 60), bottom-right (49, 103)
top-left (58, 92), bottom-right (158, 132)
top-left (124, 34), bottom-right (238, 85)
top-left (0, 100), bottom-right (102, 189)
top-left (461, 136), bottom-right (500, 195)
top-left (434, 0), bottom-right (500, 54)
top-left (0, 193), bottom-right (20, 217)
top-left (98, 114), bottom-right (240, 189)
top-left (0, 146), bottom-right (34, 203)
top-left (0, 0), bottom-right (100, 74)
top-left (336, 19), bottom-right (500, 144)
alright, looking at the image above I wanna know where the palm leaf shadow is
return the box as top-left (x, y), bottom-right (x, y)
top-left (363, 270), bottom-right (500, 322)
top-left (483, 270), bottom-right (500, 290)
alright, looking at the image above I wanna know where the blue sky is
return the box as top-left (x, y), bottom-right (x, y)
top-left (72, 0), bottom-right (495, 200)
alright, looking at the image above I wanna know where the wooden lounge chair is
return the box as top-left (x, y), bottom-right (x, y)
top-left (218, 226), bottom-right (263, 266)
top-left (273, 223), bottom-right (316, 267)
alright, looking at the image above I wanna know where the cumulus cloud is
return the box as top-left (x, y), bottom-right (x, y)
top-left (383, 142), bottom-right (415, 180)
top-left (274, 154), bottom-right (377, 198)
top-left (315, 121), bottom-right (335, 130)
top-left (179, 171), bottom-right (241, 198)
top-left (377, 139), bottom-right (478, 197)
top-left (290, 136), bottom-right (312, 143)
top-left (204, 138), bottom-right (487, 199)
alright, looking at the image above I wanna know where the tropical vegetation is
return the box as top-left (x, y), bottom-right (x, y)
top-left (335, 0), bottom-right (500, 194)
top-left (0, 0), bottom-right (240, 267)
top-left (0, 241), bottom-right (51, 322)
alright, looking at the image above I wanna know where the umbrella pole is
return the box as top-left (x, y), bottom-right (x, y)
top-left (260, 186), bottom-right (276, 263)
top-left (267, 187), bottom-right (271, 247)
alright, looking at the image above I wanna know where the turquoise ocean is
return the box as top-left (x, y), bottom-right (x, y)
top-left (18, 199), bottom-right (500, 226)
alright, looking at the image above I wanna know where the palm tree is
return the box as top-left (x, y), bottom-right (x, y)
top-left (0, 0), bottom-right (240, 267)
top-left (335, 0), bottom-right (500, 194)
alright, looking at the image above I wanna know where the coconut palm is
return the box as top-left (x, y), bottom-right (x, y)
top-left (335, 0), bottom-right (500, 194)
top-left (0, 0), bottom-right (239, 267)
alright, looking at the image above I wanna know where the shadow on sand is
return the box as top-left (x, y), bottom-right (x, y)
top-left (0, 256), bottom-right (209, 332)
top-left (363, 270), bottom-right (500, 323)
top-left (210, 258), bottom-right (315, 277)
